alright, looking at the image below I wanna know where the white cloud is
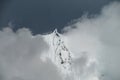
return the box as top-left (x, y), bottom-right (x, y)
top-left (0, 27), bottom-right (62, 80)
top-left (63, 1), bottom-right (120, 80)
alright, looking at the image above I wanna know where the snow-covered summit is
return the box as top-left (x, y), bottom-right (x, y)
top-left (43, 29), bottom-right (72, 74)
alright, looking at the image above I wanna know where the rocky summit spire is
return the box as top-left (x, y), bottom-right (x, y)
top-left (52, 29), bottom-right (72, 73)
top-left (53, 28), bottom-right (60, 37)
top-left (42, 29), bottom-right (72, 74)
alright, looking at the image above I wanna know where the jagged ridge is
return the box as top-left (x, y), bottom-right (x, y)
top-left (43, 29), bottom-right (72, 74)
top-left (52, 29), bottom-right (72, 71)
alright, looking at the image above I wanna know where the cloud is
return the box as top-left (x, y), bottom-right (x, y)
top-left (62, 1), bottom-right (120, 80)
top-left (0, 1), bottom-right (120, 80)
top-left (0, 27), bottom-right (63, 80)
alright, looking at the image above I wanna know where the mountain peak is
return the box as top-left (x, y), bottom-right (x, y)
top-left (53, 29), bottom-right (60, 37)
top-left (52, 29), bottom-right (72, 73)
top-left (43, 29), bottom-right (72, 74)
top-left (53, 28), bottom-right (58, 33)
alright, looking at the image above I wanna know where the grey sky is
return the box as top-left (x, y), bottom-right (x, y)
top-left (0, 0), bottom-right (119, 34)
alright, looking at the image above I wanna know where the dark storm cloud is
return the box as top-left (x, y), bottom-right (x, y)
top-left (0, 0), bottom-right (119, 34)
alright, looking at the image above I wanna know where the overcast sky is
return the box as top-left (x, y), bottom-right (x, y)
top-left (0, 0), bottom-right (119, 34)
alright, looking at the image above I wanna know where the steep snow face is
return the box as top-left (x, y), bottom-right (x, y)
top-left (43, 29), bottom-right (72, 74)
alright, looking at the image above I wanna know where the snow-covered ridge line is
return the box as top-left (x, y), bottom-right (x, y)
top-left (42, 29), bottom-right (72, 74)
top-left (52, 29), bottom-right (72, 69)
